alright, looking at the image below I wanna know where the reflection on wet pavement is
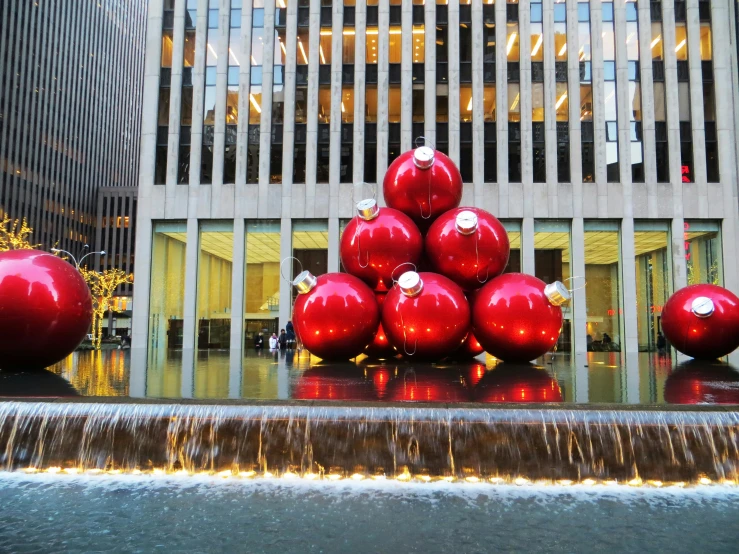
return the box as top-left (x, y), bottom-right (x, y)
top-left (0, 348), bottom-right (737, 406)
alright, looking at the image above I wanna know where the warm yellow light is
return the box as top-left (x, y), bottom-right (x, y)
top-left (466, 96), bottom-right (472, 111)
top-left (47, 467), bottom-right (62, 474)
top-left (217, 470), bottom-right (232, 478)
top-left (699, 477), bottom-right (712, 485)
top-left (341, 101), bottom-right (346, 113)
top-left (651, 36), bottom-right (661, 49)
top-left (351, 473), bottom-right (365, 481)
top-left (675, 39), bottom-right (686, 53)
top-left (298, 40), bottom-right (308, 64)
top-left (174, 469), bottom-right (189, 476)
top-left (465, 476), bottom-right (480, 483)
top-left (555, 91), bottom-right (568, 110)
top-left (558, 43), bottom-right (567, 56)
top-left (328, 474), bottom-right (342, 481)
top-left (319, 45), bottom-right (326, 65)
top-left (303, 473), bottom-right (318, 480)
top-left (239, 470), bottom-right (257, 478)
top-left (531, 35), bottom-right (543, 57)
top-left (506, 32), bottom-right (517, 56)
top-left (582, 478), bottom-right (596, 486)
top-left (283, 471), bottom-right (298, 479)
top-left (23, 467), bottom-right (38, 473)
top-left (250, 94), bottom-right (261, 114)
top-left (510, 93), bottom-right (520, 111)
top-left (152, 468), bottom-right (165, 475)
top-left (514, 477), bottom-right (530, 486)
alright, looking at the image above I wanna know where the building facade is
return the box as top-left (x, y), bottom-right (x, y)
top-left (132, 0), bottom-right (739, 371)
top-left (0, 0), bottom-right (146, 261)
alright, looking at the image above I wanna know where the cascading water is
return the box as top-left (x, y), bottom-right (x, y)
top-left (1, 401), bottom-right (738, 483)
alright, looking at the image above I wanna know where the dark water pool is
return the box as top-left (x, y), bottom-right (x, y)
top-left (0, 475), bottom-right (738, 553)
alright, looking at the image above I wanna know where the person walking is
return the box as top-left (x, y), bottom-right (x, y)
top-left (278, 329), bottom-right (287, 350)
top-left (286, 321), bottom-right (296, 349)
top-left (269, 333), bottom-right (278, 350)
top-left (254, 332), bottom-right (264, 350)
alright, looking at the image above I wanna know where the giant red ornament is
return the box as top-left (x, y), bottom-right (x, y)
top-left (472, 273), bottom-right (569, 363)
top-left (661, 284), bottom-right (739, 360)
top-left (292, 271), bottom-right (380, 360)
top-left (364, 292), bottom-right (398, 359)
top-left (340, 199), bottom-right (423, 292)
top-left (425, 207), bottom-right (510, 291)
top-left (382, 271), bottom-right (470, 360)
top-left (474, 364), bottom-right (563, 403)
top-left (0, 250), bottom-right (92, 370)
top-left (382, 146), bottom-right (463, 232)
top-left (453, 331), bottom-right (485, 360)
top-left (664, 362), bottom-right (739, 405)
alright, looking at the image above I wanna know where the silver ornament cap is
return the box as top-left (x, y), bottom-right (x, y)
top-left (455, 210), bottom-right (478, 235)
top-left (398, 271), bottom-right (424, 297)
top-left (293, 270), bottom-right (317, 294)
top-left (413, 146), bottom-right (435, 169)
top-left (544, 281), bottom-right (571, 306)
top-left (691, 296), bottom-right (714, 318)
top-left (356, 198), bottom-right (380, 221)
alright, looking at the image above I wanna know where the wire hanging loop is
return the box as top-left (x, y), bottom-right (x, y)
top-left (391, 262), bottom-right (418, 285)
top-left (280, 257), bottom-right (303, 284)
top-left (414, 136), bottom-right (436, 150)
top-left (400, 308), bottom-right (418, 357)
top-left (564, 276), bottom-right (587, 294)
top-left (354, 219), bottom-right (370, 269)
top-left (472, 228), bottom-right (490, 284)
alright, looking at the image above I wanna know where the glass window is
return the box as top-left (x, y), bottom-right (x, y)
top-left (292, 221), bottom-right (329, 308)
top-left (184, 31), bottom-right (196, 67)
top-left (460, 86), bottom-right (473, 123)
top-left (297, 30), bottom-right (309, 65)
top-left (251, 29), bottom-right (264, 65)
top-left (203, 86), bottom-right (217, 125)
top-left (366, 86), bottom-right (377, 123)
top-left (413, 25), bottom-right (424, 63)
top-left (149, 222), bottom-right (187, 354)
top-left (651, 23), bottom-right (663, 60)
top-left (206, 28), bottom-right (219, 66)
top-left (532, 83), bottom-right (544, 122)
top-left (366, 27), bottom-right (378, 64)
top-left (249, 88), bottom-right (262, 124)
top-left (506, 23), bottom-right (519, 62)
top-left (274, 29), bottom-right (287, 65)
top-left (161, 31), bottom-right (174, 67)
top-left (318, 87), bottom-right (331, 123)
top-left (634, 221), bottom-right (670, 353)
top-left (584, 221), bottom-right (622, 353)
top-left (158, 88), bottom-right (170, 125)
top-left (389, 88), bottom-right (402, 123)
top-left (343, 29), bottom-right (355, 63)
top-left (534, 220), bottom-right (571, 353)
top-left (675, 24), bottom-right (687, 61)
top-left (502, 221), bottom-right (521, 274)
top-left (320, 32), bottom-right (332, 65)
top-left (508, 83), bottom-right (520, 122)
top-left (555, 83), bottom-right (568, 121)
top-left (530, 23), bottom-right (543, 62)
top-left (483, 86), bottom-right (496, 122)
top-left (197, 222), bottom-right (234, 350)
top-left (700, 24), bottom-right (712, 60)
top-left (342, 87), bottom-right (354, 123)
top-left (685, 221), bottom-right (722, 286)
top-left (389, 26), bottom-right (402, 63)
top-left (243, 221), bottom-right (281, 349)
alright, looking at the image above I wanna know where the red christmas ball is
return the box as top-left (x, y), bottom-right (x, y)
top-left (472, 273), bottom-right (568, 363)
top-left (382, 146), bottom-right (463, 232)
top-left (292, 272), bottom-right (380, 360)
top-left (661, 284), bottom-right (739, 360)
top-left (386, 367), bottom-right (471, 403)
top-left (425, 207), bottom-right (510, 291)
top-left (474, 364), bottom-right (563, 403)
top-left (664, 362), bottom-right (739, 405)
top-left (0, 250), bottom-right (92, 369)
top-left (453, 331), bottom-right (485, 360)
top-left (364, 292), bottom-right (398, 359)
top-left (293, 365), bottom-right (376, 401)
top-left (382, 271), bottom-right (470, 361)
top-left (340, 200), bottom-right (423, 292)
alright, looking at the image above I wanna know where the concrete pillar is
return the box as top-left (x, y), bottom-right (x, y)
top-left (448, 1), bottom-right (460, 166)
top-left (570, 217), bottom-right (587, 354)
top-left (400, 0), bottom-right (412, 151)
top-left (543, 0), bottom-right (557, 206)
top-left (353, 0), bottom-right (367, 197)
top-left (304, 0), bottom-right (320, 216)
top-left (470, 0), bottom-right (484, 202)
top-left (230, 217), bottom-right (246, 352)
top-left (278, 217), bottom-right (292, 330)
top-left (620, 217), bottom-right (639, 354)
top-left (423, 0), bottom-right (436, 143)
top-left (328, 2), bottom-right (343, 219)
top-left (521, 216), bottom-right (535, 274)
top-left (165, 0), bottom-right (186, 210)
top-left (257, 1), bottom-right (275, 216)
top-left (495, 0), bottom-right (508, 216)
top-left (377, 0), bottom-right (390, 185)
top-left (281, 0), bottom-right (297, 213)
top-left (235, 1), bottom-right (254, 188)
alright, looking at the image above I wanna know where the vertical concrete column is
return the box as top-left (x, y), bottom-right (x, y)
top-left (448, 1), bottom-right (460, 166)
top-left (470, 0), bottom-right (484, 201)
top-left (281, 0), bottom-right (298, 211)
top-left (661, 2), bottom-right (684, 220)
top-left (620, 218), bottom-right (639, 354)
top-left (495, 0), bottom-right (508, 215)
top-left (212, 0), bottom-right (232, 190)
top-left (424, 0), bottom-right (436, 143)
top-left (543, 0), bottom-right (557, 203)
top-left (566, 0), bottom-right (583, 213)
top-left (131, 0), bottom-right (164, 352)
top-left (329, 2), bottom-right (344, 219)
top-left (328, 217), bottom-right (340, 271)
top-left (637, 0), bottom-right (658, 215)
top-left (305, 0), bottom-right (321, 216)
top-left (188, 0), bottom-right (210, 198)
top-left (377, 0), bottom-right (390, 184)
top-left (400, 0), bottom-right (413, 151)
top-left (614, 0), bottom-right (632, 215)
top-left (519, 0), bottom-right (532, 195)
top-left (686, 0), bottom-right (708, 189)
top-left (671, 217), bottom-right (688, 290)
top-left (258, 1), bottom-right (275, 216)
top-left (278, 217), bottom-right (293, 330)
top-left (570, 217), bottom-right (587, 354)
top-left (182, 218), bottom-right (200, 350)
top-left (353, 0), bottom-right (367, 199)
top-left (230, 217), bottom-right (246, 351)
top-left (521, 217), bottom-right (535, 275)
top-left (166, 0), bottom-right (186, 205)
top-left (235, 2), bottom-right (253, 189)
top-left (589, 0), bottom-right (607, 202)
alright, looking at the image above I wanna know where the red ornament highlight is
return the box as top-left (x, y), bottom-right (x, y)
top-left (382, 271), bottom-right (470, 360)
top-left (474, 365), bottom-right (563, 403)
top-left (382, 146), bottom-right (463, 231)
top-left (386, 367), bottom-right (470, 403)
top-left (661, 284), bottom-right (739, 360)
top-left (292, 271), bottom-right (380, 361)
top-left (364, 292), bottom-right (398, 359)
top-left (472, 273), bottom-right (568, 363)
top-left (0, 250), bottom-right (92, 369)
top-left (425, 207), bottom-right (510, 291)
top-left (340, 200), bottom-right (423, 292)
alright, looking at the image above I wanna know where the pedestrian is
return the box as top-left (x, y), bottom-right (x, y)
top-left (286, 321), bottom-right (296, 349)
top-left (254, 332), bottom-right (264, 350)
top-left (269, 333), bottom-right (278, 349)
top-left (657, 331), bottom-right (666, 355)
top-left (278, 329), bottom-right (287, 349)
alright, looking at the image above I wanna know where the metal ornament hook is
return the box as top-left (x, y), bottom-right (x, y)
top-left (280, 257), bottom-right (303, 284)
top-left (391, 262), bottom-right (418, 286)
top-left (414, 136), bottom-right (436, 151)
top-left (399, 308), bottom-right (418, 357)
top-left (475, 232), bottom-right (490, 284)
top-left (354, 219), bottom-right (370, 269)
top-left (563, 276), bottom-right (587, 294)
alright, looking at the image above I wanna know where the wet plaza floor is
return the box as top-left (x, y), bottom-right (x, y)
top-left (1, 348), bottom-right (737, 406)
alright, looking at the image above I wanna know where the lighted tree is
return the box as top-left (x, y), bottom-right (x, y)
top-left (80, 267), bottom-right (134, 350)
top-left (0, 216), bottom-right (40, 251)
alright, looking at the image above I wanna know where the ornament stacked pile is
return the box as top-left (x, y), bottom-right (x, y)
top-left (292, 145), bottom-right (572, 363)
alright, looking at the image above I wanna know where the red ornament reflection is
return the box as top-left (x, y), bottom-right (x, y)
top-left (664, 362), bottom-right (739, 405)
top-left (472, 273), bottom-right (564, 363)
top-left (382, 147), bottom-right (463, 232)
top-left (464, 362), bottom-right (488, 388)
top-left (293, 366), bottom-right (376, 401)
top-left (425, 207), bottom-right (510, 291)
top-left (386, 367), bottom-right (471, 403)
top-left (382, 272), bottom-right (471, 360)
top-left (293, 273), bottom-right (380, 360)
top-left (340, 207), bottom-right (423, 292)
top-left (474, 364), bottom-right (563, 403)
top-left (661, 284), bottom-right (739, 360)
top-left (0, 250), bottom-right (92, 370)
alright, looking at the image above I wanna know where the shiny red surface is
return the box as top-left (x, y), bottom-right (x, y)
top-left (386, 367), bottom-right (471, 403)
top-left (382, 272), bottom-right (470, 361)
top-left (293, 366), bottom-right (376, 401)
top-left (664, 362), bottom-right (739, 405)
top-left (661, 284), bottom-right (739, 360)
top-left (472, 273), bottom-right (563, 363)
top-left (382, 149), bottom-right (463, 232)
top-left (425, 207), bottom-right (510, 291)
top-left (365, 293), bottom-right (399, 359)
top-left (340, 207), bottom-right (423, 292)
top-left (0, 250), bottom-right (92, 369)
top-left (293, 273), bottom-right (380, 360)
top-left (474, 365), bottom-right (563, 403)
top-left (453, 330), bottom-right (485, 360)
